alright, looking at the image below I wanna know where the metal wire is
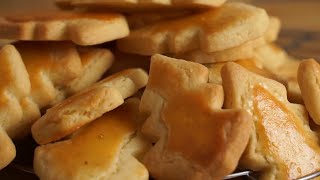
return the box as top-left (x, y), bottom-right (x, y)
top-left (224, 170), bottom-right (320, 180)
top-left (9, 163), bottom-right (34, 174)
top-left (224, 170), bottom-right (256, 180)
top-left (296, 171), bottom-right (320, 180)
top-left (9, 163), bottom-right (320, 180)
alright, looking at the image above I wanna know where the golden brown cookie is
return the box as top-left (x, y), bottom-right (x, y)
top-left (0, 44), bottom-right (30, 99)
top-left (174, 15), bottom-right (279, 64)
top-left (221, 62), bottom-right (320, 179)
top-left (0, 46), bottom-right (24, 168)
top-left (32, 68), bottom-right (148, 144)
top-left (1, 42), bottom-right (114, 138)
top-left (15, 41), bottom-right (82, 108)
top-left (140, 54), bottom-right (253, 180)
top-left (0, 44), bottom-right (31, 139)
top-left (117, 3), bottom-right (269, 55)
top-left (0, 11), bottom-right (129, 45)
top-left (298, 59), bottom-right (320, 125)
top-left (34, 98), bottom-right (150, 180)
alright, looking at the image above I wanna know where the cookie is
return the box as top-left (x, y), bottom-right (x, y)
top-left (0, 44), bottom-right (30, 99)
top-left (0, 45), bottom-right (25, 166)
top-left (94, 68), bottom-right (149, 99)
top-left (117, 3), bottom-right (269, 55)
top-left (264, 16), bottom-right (281, 42)
top-left (0, 44), bottom-right (31, 139)
top-left (140, 54), bottom-right (253, 180)
top-left (298, 59), bottom-right (320, 125)
top-left (18, 97), bottom-right (41, 139)
top-left (34, 98), bottom-right (150, 180)
top-left (253, 43), bottom-right (303, 103)
top-left (15, 41), bottom-right (83, 108)
top-left (253, 43), bottom-right (288, 72)
top-left (65, 47), bottom-right (114, 95)
top-left (0, 127), bottom-right (16, 170)
top-left (176, 37), bottom-right (266, 63)
top-left (1, 42), bottom-right (113, 138)
top-left (56, 0), bottom-right (226, 12)
top-left (221, 62), bottom-right (320, 179)
top-left (207, 59), bottom-right (277, 85)
top-left (174, 15), bottom-right (279, 64)
top-left (32, 68), bottom-right (148, 144)
top-left (0, 11), bottom-right (129, 45)
top-left (272, 58), bottom-right (302, 104)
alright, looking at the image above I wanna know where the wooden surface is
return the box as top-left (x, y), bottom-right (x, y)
top-left (0, 1), bottom-right (319, 180)
top-left (253, 0), bottom-right (320, 60)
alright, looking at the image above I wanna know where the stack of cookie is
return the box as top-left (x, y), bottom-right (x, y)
top-left (0, 0), bottom-right (320, 179)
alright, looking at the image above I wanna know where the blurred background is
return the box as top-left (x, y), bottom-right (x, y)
top-left (0, 0), bottom-right (319, 31)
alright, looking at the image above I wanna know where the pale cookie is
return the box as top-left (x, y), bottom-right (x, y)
top-left (34, 98), bottom-right (150, 180)
top-left (273, 58), bottom-right (302, 104)
top-left (15, 41), bottom-right (82, 108)
top-left (117, 3), bottom-right (269, 55)
top-left (56, 0), bottom-right (226, 12)
top-left (0, 11), bottom-right (129, 45)
top-left (17, 97), bottom-right (41, 139)
top-left (32, 68), bottom-right (148, 144)
top-left (93, 68), bottom-right (149, 99)
top-left (0, 44), bottom-right (30, 99)
top-left (65, 47), bottom-right (114, 95)
top-left (140, 54), bottom-right (253, 180)
top-left (221, 62), bottom-right (320, 180)
top-left (0, 127), bottom-right (16, 170)
top-left (0, 45), bottom-right (31, 139)
top-left (176, 37), bottom-right (266, 63)
top-left (298, 59), bottom-right (320, 125)
top-left (1, 42), bottom-right (112, 139)
top-left (175, 15), bottom-right (278, 63)
top-left (286, 79), bottom-right (303, 104)
top-left (253, 43), bottom-right (288, 73)
top-left (253, 43), bottom-right (303, 103)
top-left (207, 59), bottom-right (277, 85)
top-left (264, 16), bottom-right (281, 42)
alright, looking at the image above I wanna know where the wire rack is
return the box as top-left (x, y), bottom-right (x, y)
top-left (8, 162), bottom-right (320, 180)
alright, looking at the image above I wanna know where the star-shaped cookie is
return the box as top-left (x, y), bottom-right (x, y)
top-left (298, 59), bottom-right (320, 125)
top-left (140, 54), bottom-right (253, 180)
top-left (117, 3), bottom-right (269, 55)
top-left (32, 68), bottom-right (148, 144)
top-left (34, 98), bottom-right (150, 180)
top-left (0, 11), bottom-right (129, 45)
top-left (221, 62), bottom-right (320, 179)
